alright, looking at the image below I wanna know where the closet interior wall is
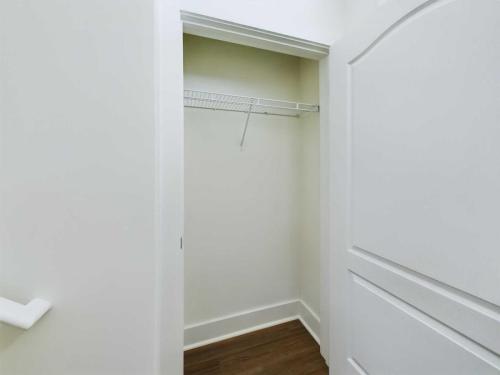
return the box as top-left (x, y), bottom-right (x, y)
top-left (184, 34), bottom-right (320, 347)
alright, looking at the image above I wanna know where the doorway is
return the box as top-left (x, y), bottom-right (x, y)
top-left (179, 11), bottom-right (331, 373)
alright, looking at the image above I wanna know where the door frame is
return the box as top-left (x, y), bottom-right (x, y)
top-left (156, 5), bottom-right (333, 373)
top-left (180, 10), bottom-right (332, 362)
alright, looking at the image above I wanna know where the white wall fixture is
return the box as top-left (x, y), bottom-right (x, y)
top-left (184, 90), bottom-right (320, 117)
top-left (0, 297), bottom-right (51, 330)
top-left (184, 89), bottom-right (319, 147)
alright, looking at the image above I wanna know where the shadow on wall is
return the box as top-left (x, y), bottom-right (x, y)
top-left (0, 324), bottom-right (24, 353)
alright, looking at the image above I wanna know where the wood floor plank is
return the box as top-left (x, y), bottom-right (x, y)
top-left (184, 320), bottom-right (328, 375)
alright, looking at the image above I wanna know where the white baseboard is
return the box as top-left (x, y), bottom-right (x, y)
top-left (184, 299), bottom-right (320, 350)
top-left (298, 300), bottom-right (321, 344)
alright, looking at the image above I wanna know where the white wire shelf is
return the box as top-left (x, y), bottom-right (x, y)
top-left (184, 90), bottom-right (319, 118)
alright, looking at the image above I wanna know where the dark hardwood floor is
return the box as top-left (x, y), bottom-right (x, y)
top-left (184, 320), bottom-right (328, 375)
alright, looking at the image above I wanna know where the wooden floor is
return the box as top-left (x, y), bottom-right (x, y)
top-left (184, 320), bottom-right (328, 375)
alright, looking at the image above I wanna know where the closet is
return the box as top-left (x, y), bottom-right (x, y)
top-left (183, 34), bottom-right (323, 364)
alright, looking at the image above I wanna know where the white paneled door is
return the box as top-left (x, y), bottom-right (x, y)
top-left (330, 0), bottom-right (500, 374)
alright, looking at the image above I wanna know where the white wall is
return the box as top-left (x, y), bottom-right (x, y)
top-left (184, 35), bottom-right (300, 324)
top-left (184, 36), bottom-right (320, 330)
top-left (0, 1), bottom-right (161, 374)
top-left (341, 0), bottom-right (385, 34)
top-left (180, 0), bottom-right (345, 45)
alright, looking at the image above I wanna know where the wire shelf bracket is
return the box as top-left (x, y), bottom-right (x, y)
top-left (184, 89), bottom-right (320, 147)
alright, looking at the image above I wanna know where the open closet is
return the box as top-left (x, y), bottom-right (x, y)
top-left (183, 34), bottom-right (325, 372)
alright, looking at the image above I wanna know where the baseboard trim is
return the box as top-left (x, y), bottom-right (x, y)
top-left (184, 316), bottom-right (299, 351)
top-left (298, 300), bottom-right (321, 344)
top-left (184, 299), bottom-right (320, 350)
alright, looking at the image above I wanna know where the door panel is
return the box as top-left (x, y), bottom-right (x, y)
top-left (351, 274), bottom-right (499, 375)
top-left (351, 0), bottom-right (500, 305)
top-left (331, 0), bottom-right (500, 373)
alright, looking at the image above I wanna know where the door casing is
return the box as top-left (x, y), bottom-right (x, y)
top-left (156, 7), bottom-right (334, 372)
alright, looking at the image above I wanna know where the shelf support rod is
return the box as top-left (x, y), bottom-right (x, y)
top-left (240, 104), bottom-right (253, 148)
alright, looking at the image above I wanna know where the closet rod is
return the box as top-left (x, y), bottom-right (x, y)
top-left (184, 89), bottom-right (320, 147)
top-left (183, 105), bottom-right (299, 118)
top-left (184, 89), bottom-right (319, 118)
